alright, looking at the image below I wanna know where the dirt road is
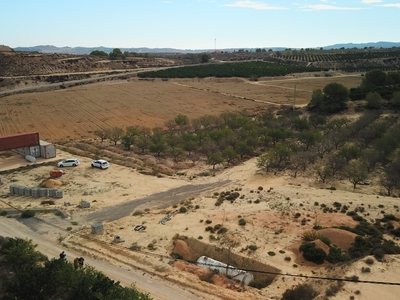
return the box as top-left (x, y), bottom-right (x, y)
top-left (0, 217), bottom-right (204, 300)
top-left (83, 180), bottom-right (230, 223)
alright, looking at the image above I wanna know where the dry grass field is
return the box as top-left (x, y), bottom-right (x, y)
top-left (178, 73), bottom-right (362, 106)
top-left (0, 73), bottom-right (362, 141)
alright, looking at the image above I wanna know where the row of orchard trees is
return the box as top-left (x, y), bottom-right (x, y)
top-left (94, 108), bottom-right (400, 195)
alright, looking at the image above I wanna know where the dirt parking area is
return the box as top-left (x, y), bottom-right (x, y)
top-left (0, 151), bottom-right (188, 213)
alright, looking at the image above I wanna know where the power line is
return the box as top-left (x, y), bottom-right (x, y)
top-left (3, 200), bottom-right (400, 287)
top-left (192, 261), bottom-right (400, 286)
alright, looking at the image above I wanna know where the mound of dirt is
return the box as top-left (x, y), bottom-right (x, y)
top-left (389, 220), bottom-right (400, 230)
top-left (40, 179), bottom-right (63, 188)
top-left (172, 239), bottom-right (198, 261)
top-left (313, 239), bottom-right (330, 255)
top-left (173, 260), bottom-right (213, 281)
top-left (173, 260), bottom-right (244, 292)
top-left (318, 228), bottom-right (357, 250)
top-left (316, 213), bottom-right (358, 228)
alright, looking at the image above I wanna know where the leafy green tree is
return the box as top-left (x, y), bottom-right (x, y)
top-left (267, 128), bottom-right (290, 144)
top-left (199, 53), bottom-right (211, 63)
top-left (298, 130), bottom-right (321, 151)
top-left (135, 127), bottom-right (151, 153)
top-left (325, 153), bottom-right (346, 177)
top-left (366, 92), bottom-right (383, 109)
top-left (346, 159), bottom-right (368, 190)
top-left (121, 126), bottom-right (139, 150)
top-left (89, 50), bottom-right (108, 57)
top-left (234, 141), bottom-right (252, 159)
top-left (380, 163), bottom-right (400, 196)
top-left (339, 143), bottom-right (361, 162)
top-left (149, 128), bottom-right (166, 157)
top-left (315, 137), bottom-right (334, 158)
top-left (380, 150), bottom-right (400, 195)
top-left (363, 70), bottom-right (387, 88)
top-left (94, 128), bottom-right (111, 142)
top-left (0, 238), bottom-right (151, 300)
top-left (207, 152), bottom-right (223, 169)
top-left (361, 148), bottom-right (382, 172)
top-left (257, 142), bottom-right (292, 173)
top-left (292, 117), bottom-right (310, 131)
top-left (223, 146), bottom-right (238, 164)
top-left (289, 151), bottom-right (314, 178)
top-left (282, 283), bottom-right (318, 300)
top-left (109, 127), bottom-right (124, 146)
top-left (181, 133), bottom-right (197, 156)
top-left (308, 83), bottom-right (349, 114)
top-left (109, 48), bottom-right (123, 60)
top-left (308, 89), bottom-right (324, 110)
top-left (168, 147), bottom-right (185, 162)
top-left (315, 165), bottom-right (333, 183)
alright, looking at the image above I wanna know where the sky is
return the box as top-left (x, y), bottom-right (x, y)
top-left (1, 0), bottom-right (399, 49)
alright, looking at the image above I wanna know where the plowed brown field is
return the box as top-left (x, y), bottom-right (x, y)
top-left (0, 74), bottom-right (362, 141)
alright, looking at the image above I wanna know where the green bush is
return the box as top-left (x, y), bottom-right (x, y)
top-left (238, 218), bottom-right (246, 226)
top-left (0, 238), bottom-right (151, 300)
top-left (326, 246), bottom-right (350, 263)
top-left (282, 283), bottom-right (318, 300)
top-left (179, 206), bottom-right (188, 213)
top-left (299, 242), bottom-right (327, 264)
top-left (20, 210), bottom-right (35, 219)
top-left (0, 210), bottom-right (7, 216)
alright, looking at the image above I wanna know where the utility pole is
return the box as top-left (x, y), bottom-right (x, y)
top-left (214, 38), bottom-right (217, 53)
top-left (293, 84), bottom-right (297, 108)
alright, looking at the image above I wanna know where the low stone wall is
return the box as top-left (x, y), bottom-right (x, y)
top-left (9, 184), bottom-right (63, 199)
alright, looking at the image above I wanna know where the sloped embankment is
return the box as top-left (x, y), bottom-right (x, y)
top-left (172, 236), bottom-right (280, 288)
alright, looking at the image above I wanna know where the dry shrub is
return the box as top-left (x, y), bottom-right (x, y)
top-left (302, 230), bottom-right (320, 241)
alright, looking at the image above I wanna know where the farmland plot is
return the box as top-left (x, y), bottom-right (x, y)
top-left (0, 79), bottom-right (263, 141)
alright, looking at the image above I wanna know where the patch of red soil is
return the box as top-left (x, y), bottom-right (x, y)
top-left (313, 239), bottom-right (330, 255)
top-left (316, 213), bottom-right (358, 228)
top-left (173, 260), bottom-right (244, 292)
top-left (389, 221), bottom-right (400, 230)
top-left (172, 239), bottom-right (198, 261)
top-left (317, 228), bottom-right (357, 250)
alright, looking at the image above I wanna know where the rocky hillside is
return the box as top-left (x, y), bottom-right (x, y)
top-left (0, 52), bottom-right (178, 76)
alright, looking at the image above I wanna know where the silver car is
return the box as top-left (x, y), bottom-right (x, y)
top-left (57, 158), bottom-right (80, 167)
top-left (91, 159), bottom-right (109, 169)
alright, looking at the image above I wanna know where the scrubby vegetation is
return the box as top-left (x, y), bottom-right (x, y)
top-left (282, 283), bottom-right (318, 300)
top-left (91, 70), bottom-right (400, 195)
top-left (299, 212), bottom-right (400, 264)
top-left (0, 237), bottom-right (151, 299)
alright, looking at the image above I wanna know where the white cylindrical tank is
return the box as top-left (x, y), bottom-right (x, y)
top-left (196, 256), bottom-right (254, 285)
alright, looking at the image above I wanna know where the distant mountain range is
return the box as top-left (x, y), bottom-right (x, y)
top-left (12, 41), bottom-right (400, 55)
top-left (323, 41), bottom-right (400, 50)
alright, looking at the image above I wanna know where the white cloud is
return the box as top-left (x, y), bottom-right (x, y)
top-left (361, 0), bottom-right (383, 4)
top-left (379, 2), bottom-right (400, 7)
top-left (303, 4), bottom-right (363, 10)
top-left (225, 0), bottom-right (285, 10)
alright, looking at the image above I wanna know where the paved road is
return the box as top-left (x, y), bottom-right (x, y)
top-left (83, 180), bottom-right (230, 223)
top-left (0, 217), bottom-right (203, 300)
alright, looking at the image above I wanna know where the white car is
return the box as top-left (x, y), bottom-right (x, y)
top-left (57, 158), bottom-right (80, 167)
top-left (91, 159), bottom-right (109, 169)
